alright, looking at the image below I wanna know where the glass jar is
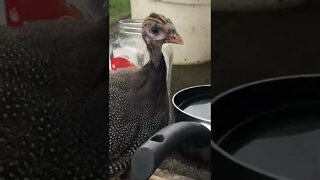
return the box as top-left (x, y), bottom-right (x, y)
top-left (109, 19), bottom-right (173, 98)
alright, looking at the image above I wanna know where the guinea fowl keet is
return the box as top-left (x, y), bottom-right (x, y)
top-left (109, 13), bottom-right (184, 179)
top-left (0, 18), bottom-right (107, 179)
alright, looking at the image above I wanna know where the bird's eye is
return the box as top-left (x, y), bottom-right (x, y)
top-left (151, 26), bottom-right (161, 34)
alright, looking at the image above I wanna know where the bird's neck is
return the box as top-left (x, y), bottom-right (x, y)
top-left (135, 44), bottom-right (168, 104)
top-left (146, 44), bottom-right (167, 81)
top-left (147, 44), bottom-right (164, 68)
top-left (134, 43), bottom-right (167, 92)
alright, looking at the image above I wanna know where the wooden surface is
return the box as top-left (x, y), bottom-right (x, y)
top-left (149, 169), bottom-right (196, 180)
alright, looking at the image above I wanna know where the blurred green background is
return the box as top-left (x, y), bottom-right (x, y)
top-left (109, 0), bottom-right (131, 25)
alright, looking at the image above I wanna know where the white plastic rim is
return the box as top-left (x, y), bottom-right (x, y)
top-left (212, 0), bottom-right (306, 11)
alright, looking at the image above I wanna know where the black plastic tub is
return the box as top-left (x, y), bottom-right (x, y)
top-left (172, 85), bottom-right (211, 130)
top-left (211, 74), bottom-right (320, 180)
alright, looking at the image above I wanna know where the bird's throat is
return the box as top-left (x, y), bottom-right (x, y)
top-left (147, 44), bottom-right (164, 69)
top-left (135, 44), bottom-right (167, 101)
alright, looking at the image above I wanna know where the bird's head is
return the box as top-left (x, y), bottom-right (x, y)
top-left (142, 13), bottom-right (183, 48)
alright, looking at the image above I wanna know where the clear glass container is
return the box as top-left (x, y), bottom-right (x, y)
top-left (109, 19), bottom-right (173, 97)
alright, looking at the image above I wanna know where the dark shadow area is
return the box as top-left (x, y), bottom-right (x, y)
top-left (212, 2), bottom-right (320, 96)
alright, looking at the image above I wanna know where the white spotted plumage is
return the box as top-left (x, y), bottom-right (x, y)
top-left (0, 17), bottom-right (107, 179)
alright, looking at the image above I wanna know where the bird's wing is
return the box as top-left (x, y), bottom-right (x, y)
top-left (108, 69), bottom-right (142, 160)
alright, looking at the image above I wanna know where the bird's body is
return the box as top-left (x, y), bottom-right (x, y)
top-left (0, 18), bottom-right (107, 179)
top-left (109, 57), bottom-right (169, 177)
top-left (108, 13), bottom-right (183, 179)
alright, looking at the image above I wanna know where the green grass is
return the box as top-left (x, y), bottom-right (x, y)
top-left (110, 0), bottom-right (131, 25)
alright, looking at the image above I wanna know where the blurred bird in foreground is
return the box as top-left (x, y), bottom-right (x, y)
top-left (0, 17), bottom-right (107, 179)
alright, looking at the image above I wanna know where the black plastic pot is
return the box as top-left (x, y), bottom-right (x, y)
top-left (172, 85), bottom-right (211, 164)
top-left (211, 74), bottom-right (320, 180)
top-left (131, 85), bottom-right (211, 180)
top-left (172, 85), bottom-right (211, 130)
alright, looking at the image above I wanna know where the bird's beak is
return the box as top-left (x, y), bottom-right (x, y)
top-left (166, 32), bottom-right (184, 45)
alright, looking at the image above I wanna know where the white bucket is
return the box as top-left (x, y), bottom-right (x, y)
top-left (130, 0), bottom-right (211, 65)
